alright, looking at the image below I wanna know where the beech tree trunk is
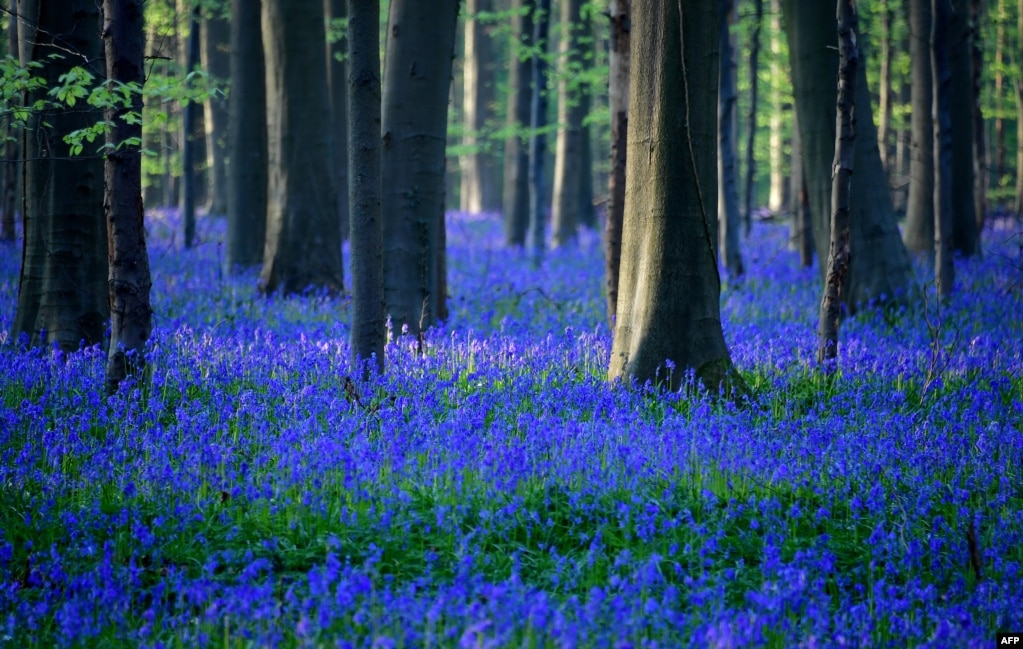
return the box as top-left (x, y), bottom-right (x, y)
top-left (790, 106), bottom-right (814, 267)
top-left (103, 0), bottom-right (153, 393)
top-left (743, 0), bottom-right (763, 235)
top-left (877, 0), bottom-right (894, 174)
top-left (528, 0), bottom-right (551, 265)
top-left (1, 6), bottom-right (18, 243)
top-left (260, 0), bottom-right (344, 295)
top-left (551, 0), bottom-right (587, 247)
top-left (605, 0), bottom-right (630, 324)
top-left (347, 0), bottom-right (385, 375)
top-left (11, 0), bottom-right (108, 351)
top-left (609, 0), bottom-right (743, 396)
top-left (461, 0), bottom-right (500, 215)
top-left (949, 0), bottom-right (978, 256)
top-left (971, 0), bottom-right (986, 229)
top-left (326, 0), bottom-right (350, 240)
top-left (818, 0), bottom-right (858, 364)
top-left (502, 0), bottom-right (534, 246)
top-left (767, 0), bottom-right (787, 214)
top-left (201, 11), bottom-right (230, 216)
top-left (381, 0), bottom-right (459, 335)
top-left (1015, 0), bottom-right (1023, 217)
top-left (781, 0), bottom-right (915, 310)
top-left (992, 0), bottom-right (1007, 188)
top-left (181, 3), bottom-right (201, 249)
top-left (933, 0), bottom-right (954, 298)
top-left (718, 0), bottom-right (744, 278)
top-left (904, 0), bottom-right (935, 253)
top-left (225, 0), bottom-right (268, 270)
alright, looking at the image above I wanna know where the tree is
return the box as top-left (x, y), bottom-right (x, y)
top-left (381, 0), bottom-right (459, 336)
top-left (608, 0), bottom-right (742, 395)
top-left (103, 0), bottom-right (153, 393)
top-left (876, 0), bottom-right (895, 174)
top-left (502, 0), bottom-right (534, 247)
top-left (1015, 0), bottom-right (1023, 217)
top-left (743, 0), bottom-right (763, 236)
top-left (948, 0), bottom-right (978, 256)
top-left (718, 0), bottom-right (744, 278)
top-left (528, 0), bottom-right (551, 265)
top-left (225, 0), bottom-right (268, 271)
top-left (180, 2), bottom-right (201, 248)
top-left (201, 8), bottom-right (230, 216)
top-left (11, 0), bottom-right (109, 352)
top-left (461, 0), bottom-right (501, 215)
top-left (971, 0), bottom-right (986, 229)
top-left (551, 0), bottom-right (587, 247)
top-left (605, 0), bottom-right (630, 324)
top-left (781, 0), bottom-right (915, 309)
top-left (932, 0), bottom-right (954, 298)
top-left (347, 0), bottom-right (385, 375)
top-left (326, 0), bottom-right (350, 239)
top-left (260, 0), bottom-right (344, 295)
top-left (1, 5), bottom-right (18, 243)
top-left (904, 0), bottom-right (934, 254)
top-left (818, 0), bottom-right (858, 363)
top-left (767, 0), bottom-right (787, 214)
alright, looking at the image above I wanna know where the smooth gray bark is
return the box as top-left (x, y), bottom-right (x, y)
top-left (528, 0), bottom-right (550, 265)
top-left (226, 0), bottom-right (268, 270)
top-left (461, 0), bottom-right (501, 214)
top-left (933, 0), bottom-right (954, 297)
top-left (551, 0), bottom-right (586, 247)
top-left (260, 0), bottom-right (344, 295)
top-left (502, 0), bottom-right (534, 246)
top-left (605, 0), bottom-right (630, 324)
top-left (201, 12), bottom-right (230, 216)
top-left (718, 0), bottom-right (744, 278)
top-left (904, 0), bottom-right (935, 253)
top-left (326, 0), bottom-right (350, 240)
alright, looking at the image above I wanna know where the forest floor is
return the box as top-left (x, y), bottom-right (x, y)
top-left (0, 211), bottom-right (1021, 647)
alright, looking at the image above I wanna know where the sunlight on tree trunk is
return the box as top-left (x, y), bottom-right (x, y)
top-left (552, 0), bottom-right (586, 248)
top-left (605, 0), bottom-right (630, 326)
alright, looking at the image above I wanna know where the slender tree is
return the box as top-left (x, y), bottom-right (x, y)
top-left (347, 0), bottom-right (385, 375)
top-left (260, 0), bottom-right (344, 294)
top-left (461, 0), bottom-right (500, 215)
top-left (103, 0), bottom-right (153, 393)
top-left (381, 0), bottom-right (459, 336)
top-left (992, 0), bottom-right (1007, 189)
top-left (1, 5), bottom-right (18, 243)
top-left (818, 0), bottom-right (858, 363)
top-left (932, 0), bottom-right (954, 297)
top-left (503, 0), bottom-right (534, 246)
top-left (326, 0), bottom-right (350, 240)
top-left (551, 0), bottom-right (586, 247)
top-left (180, 2), bottom-right (201, 248)
top-left (609, 0), bottom-right (743, 395)
top-left (605, 0), bottom-right (630, 324)
top-left (718, 0), bottom-right (744, 277)
top-left (1015, 0), bottom-right (1022, 217)
top-left (225, 0), bottom-right (268, 270)
top-left (743, 0), bottom-right (763, 235)
top-left (528, 0), bottom-right (551, 265)
top-left (201, 9), bottom-right (230, 216)
top-left (948, 0), bottom-right (978, 256)
top-left (970, 0), bottom-right (986, 229)
top-left (790, 106), bottom-right (814, 267)
top-left (877, 0), bottom-right (895, 173)
top-left (11, 0), bottom-right (108, 352)
top-left (904, 0), bottom-right (935, 253)
top-left (767, 0), bottom-right (787, 214)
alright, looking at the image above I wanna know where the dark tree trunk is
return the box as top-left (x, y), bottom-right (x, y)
top-left (181, 4), bottom-right (201, 249)
top-left (1, 6), bottom-right (18, 243)
top-left (502, 0), bottom-right (534, 246)
top-left (551, 0), bottom-right (586, 247)
top-left (326, 0), bottom-right (350, 241)
top-left (103, 0), bottom-right (153, 393)
top-left (201, 11), bottom-right (230, 216)
top-left (260, 0), bottom-right (344, 295)
top-left (605, 0), bottom-right (629, 325)
top-left (11, 0), bottom-right (108, 351)
top-left (971, 0), bottom-right (986, 230)
top-left (718, 0), bottom-right (744, 278)
top-left (932, 0), bottom-right (954, 297)
top-left (818, 0), bottom-right (858, 364)
top-left (790, 106), bottom-right (814, 267)
top-left (949, 0), bottom-right (978, 256)
top-left (226, 0), bottom-right (268, 270)
top-left (609, 0), bottom-right (743, 396)
top-left (905, 0), bottom-right (935, 253)
top-left (528, 0), bottom-right (550, 265)
top-left (743, 0), bottom-right (763, 235)
top-left (347, 0), bottom-right (385, 375)
top-left (381, 0), bottom-right (459, 335)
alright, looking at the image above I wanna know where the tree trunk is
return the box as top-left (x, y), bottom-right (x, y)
top-left (992, 0), bottom-right (1007, 189)
top-left (260, 0), bottom-right (344, 295)
top-left (551, 0), bottom-right (586, 247)
top-left (381, 0), bottom-right (459, 335)
top-left (11, 0), bottom-right (108, 351)
top-left (904, 0), bottom-right (935, 253)
top-left (461, 0), bottom-right (500, 214)
top-left (718, 0), bottom-right (744, 278)
top-left (181, 4), bottom-right (201, 249)
top-left (608, 0), bottom-right (742, 395)
top-left (743, 0), bottom-right (763, 235)
top-left (767, 0), bottom-right (787, 214)
top-left (326, 0), bottom-right (350, 240)
top-left (502, 0), bottom-right (534, 246)
top-left (201, 11), bottom-right (230, 216)
top-left (933, 0), bottom-right (954, 298)
top-left (971, 0), bottom-right (986, 230)
top-left (1, 6), bottom-right (18, 243)
top-left (877, 0), bottom-right (894, 174)
top-left (818, 0), bottom-right (858, 364)
top-left (347, 0), bottom-right (385, 376)
top-left (1015, 0), bottom-right (1023, 217)
top-left (226, 0), bottom-right (268, 270)
top-left (781, 0), bottom-right (915, 310)
top-left (528, 0), bottom-right (551, 265)
top-left (103, 0), bottom-right (153, 393)
top-left (949, 0), bottom-right (978, 256)
top-left (605, 0), bottom-right (630, 325)
top-left (790, 106), bottom-right (814, 267)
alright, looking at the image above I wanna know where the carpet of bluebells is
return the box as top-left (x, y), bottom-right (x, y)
top-left (1, 209), bottom-right (1022, 648)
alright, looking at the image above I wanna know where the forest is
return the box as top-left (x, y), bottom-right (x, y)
top-left (0, 0), bottom-right (1021, 646)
